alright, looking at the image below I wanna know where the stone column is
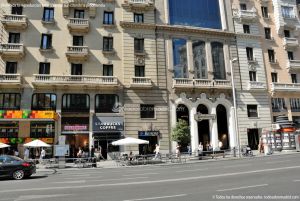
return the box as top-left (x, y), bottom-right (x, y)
top-left (89, 92), bottom-right (95, 154)
top-left (166, 38), bottom-right (174, 72)
top-left (190, 107), bottom-right (199, 153)
top-left (206, 41), bottom-right (214, 80)
top-left (211, 107), bottom-right (218, 149)
top-left (229, 107), bottom-right (237, 149)
top-left (187, 40), bottom-right (194, 78)
top-left (223, 43), bottom-right (231, 79)
top-left (55, 92), bottom-right (63, 145)
top-left (286, 97), bottom-right (292, 121)
top-left (219, 0), bottom-right (228, 30)
top-left (170, 102), bottom-right (177, 153)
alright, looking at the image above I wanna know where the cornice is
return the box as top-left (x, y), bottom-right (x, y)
top-left (120, 21), bottom-right (156, 30)
top-left (235, 33), bottom-right (262, 39)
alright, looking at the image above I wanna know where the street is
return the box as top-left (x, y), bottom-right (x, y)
top-left (0, 154), bottom-right (300, 201)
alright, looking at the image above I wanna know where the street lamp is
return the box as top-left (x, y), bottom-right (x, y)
top-left (230, 58), bottom-right (241, 157)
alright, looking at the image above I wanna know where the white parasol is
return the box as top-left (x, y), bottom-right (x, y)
top-left (24, 139), bottom-right (51, 147)
top-left (0, 142), bottom-right (10, 149)
top-left (112, 137), bottom-right (149, 146)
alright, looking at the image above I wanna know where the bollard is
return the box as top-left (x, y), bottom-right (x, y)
top-left (233, 147), bottom-right (236, 157)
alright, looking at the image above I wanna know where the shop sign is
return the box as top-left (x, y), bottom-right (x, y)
top-left (93, 116), bottom-right (124, 132)
top-left (63, 125), bottom-right (88, 131)
top-left (0, 138), bottom-right (53, 144)
top-left (0, 110), bottom-right (56, 119)
top-left (138, 131), bottom-right (160, 136)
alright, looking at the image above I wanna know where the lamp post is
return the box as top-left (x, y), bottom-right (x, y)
top-left (230, 58), bottom-right (241, 157)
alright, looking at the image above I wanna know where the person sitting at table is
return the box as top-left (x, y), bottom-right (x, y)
top-left (128, 151), bottom-right (134, 161)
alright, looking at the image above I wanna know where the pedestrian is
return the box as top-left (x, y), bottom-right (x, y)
top-left (175, 145), bottom-right (181, 158)
top-left (24, 148), bottom-right (29, 160)
top-left (153, 144), bottom-right (160, 159)
top-left (129, 151), bottom-right (134, 161)
top-left (40, 148), bottom-right (46, 159)
top-left (91, 145), bottom-right (95, 158)
top-left (98, 146), bottom-right (105, 160)
top-left (198, 142), bottom-right (203, 156)
top-left (187, 144), bottom-right (191, 156)
top-left (14, 149), bottom-right (19, 157)
top-left (218, 140), bottom-right (223, 150)
top-left (77, 147), bottom-right (83, 158)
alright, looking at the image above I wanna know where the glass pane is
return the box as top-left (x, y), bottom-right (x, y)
top-left (173, 39), bottom-right (188, 78)
top-left (193, 41), bottom-right (207, 79)
top-left (211, 42), bottom-right (226, 80)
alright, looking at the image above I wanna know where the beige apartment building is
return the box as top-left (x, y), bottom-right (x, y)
top-left (0, 0), bottom-right (169, 158)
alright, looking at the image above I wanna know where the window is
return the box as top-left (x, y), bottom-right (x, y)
top-left (246, 47), bottom-right (254, 61)
top-left (95, 94), bottom-right (119, 113)
top-left (211, 42), bottom-right (226, 80)
top-left (0, 93), bottom-right (21, 110)
top-left (265, 28), bottom-right (271, 39)
top-left (261, 6), bottom-right (268, 18)
top-left (135, 66), bottom-right (145, 77)
top-left (134, 38), bottom-right (144, 53)
top-left (281, 6), bottom-right (294, 18)
top-left (173, 38), bottom-right (188, 78)
top-left (11, 6), bottom-right (23, 15)
top-left (134, 13), bottom-right (144, 23)
top-left (240, 4), bottom-right (247, 10)
top-left (5, 62), bottom-right (17, 74)
top-left (74, 9), bottom-right (84, 18)
top-left (284, 30), bottom-right (291, 38)
top-left (40, 34), bottom-right (52, 49)
top-left (103, 11), bottom-right (114, 25)
top-left (8, 33), bottom-right (20, 43)
top-left (73, 36), bottom-right (83, 46)
top-left (271, 72), bottom-right (278, 83)
top-left (71, 63), bottom-right (82, 75)
top-left (62, 94), bottom-right (90, 112)
top-left (103, 37), bottom-right (113, 51)
top-left (288, 51), bottom-right (294, 60)
top-left (268, 49), bottom-right (275, 63)
top-left (249, 71), bottom-right (256, 82)
top-left (243, 24), bottom-right (250, 34)
top-left (247, 105), bottom-right (258, 118)
top-left (31, 93), bottom-right (56, 110)
top-left (291, 74), bottom-right (298, 83)
top-left (271, 98), bottom-right (286, 112)
top-left (30, 122), bottom-right (55, 138)
top-left (290, 99), bottom-right (300, 112)
top-left (39, 62), bottom-right (50, 74)
top-left (140, 104), bottom-right (155, 119)
top-left (43, 7), bottom-right (54, 22)
top-left (103, 65), bottom-right (113, 76)
top-left (193, 41), bottom-right (207, 79)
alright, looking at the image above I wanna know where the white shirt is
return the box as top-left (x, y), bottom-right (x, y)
top-left (41, 149), bottom-right (46, 157)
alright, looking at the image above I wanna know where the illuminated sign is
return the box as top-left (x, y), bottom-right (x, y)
top-left (0, 110), bottom-right (56, 119)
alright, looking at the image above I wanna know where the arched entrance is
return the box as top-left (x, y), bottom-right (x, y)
top-left (197, 104), bottom-right (210, 150)
top-left (176, 104), bottom-right (189, 124)
top-left (216, 104), bottom-right (229, 149)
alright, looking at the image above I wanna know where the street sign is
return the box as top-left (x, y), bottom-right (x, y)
top-left (194, 113), bottom-right (216, 121)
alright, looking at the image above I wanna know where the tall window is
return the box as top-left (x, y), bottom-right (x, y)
top-left (74, 9), bottom-right (84, 18)
top-left (103, 65), bottom-right (113, 76)
top-left (11, 6), bottom-right (23, 15)
top-left (265, 28), bottom-right (271, 39)
top-left (268, 49), bottom-right (275, 63)
top-left (40, 34), bottom-right (52, 49)
top-left (30, 122), bottom-right (55, 138)
top-left (140, 104), bottom-right (155, 119)
top-left (272, 98), bottom-right (286, 112)
top-left (0, 93), bottom-right (21, 110)
top-left (62, 94), bottom-right (90, 112)
top-left (134, 38), bottom-right (144, 53)
top-left (5, 62), bottom-right (17, 74)
top-left (284, 30), bottom-right (291, 38)
top-left (261, 6), bottom-right (269, 18)
top-left (240, 4), bottom-right (247, 10)
top-left (249, 71), bottom-right (256, 82)
top-left (246, 47), bottom-right (254, 61)
top-left (43, 7), bottom-right (54, 22)
top-left (173, 39), bottom-right (188, 78)
top-left (103, 11), bottom-right (114, 25)
top-left (271, 72), bottom-right (278, 83)
top-left (288, 51), bottom-right (294, 60)
top-left (243, 24), bottom-right (250, 34)
top-left (281, 6), bottom-right (294, 18)
top-left (290, 98), bottom-right (300, 112)
top-left (193, 41), bottom-right (207, 79)
top-left (32, 93), bottom-right (56, 110)
top-left (8, 33), bottom-right (20, 43)
top-left (211, 42), bottom-right (226, 80)
top-left (291, 74), bottom-right (298, 83)
top-left (95, 94), bottom-right (119, 113)
top-left (247, 105), bottom-right (258, 118)
top-left (71, 63), bottom-right (82, 75)
top-left (134, 13), bottom-right (144, 23)
top-left (73, 36), bottom-right (83, 46)
top-left (39, 62), bottom-right (50, 74)
top-left (103, 37), bottom-right (113, 51)
top-left (135, 65), bottom-right (145, 77)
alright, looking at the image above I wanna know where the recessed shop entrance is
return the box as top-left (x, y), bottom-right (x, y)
top-left (93, 132), bottom-right (121, 159)
top-left (247, 128), bottom-right (259, 150)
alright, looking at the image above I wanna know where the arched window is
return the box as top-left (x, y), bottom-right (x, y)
top-left (211, 42), bottom-right (226, 80)
top-left (193, 41), bottom-right (207, 79)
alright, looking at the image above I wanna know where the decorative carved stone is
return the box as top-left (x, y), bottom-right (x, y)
top-left (200, 93), bottom-right (207, 99)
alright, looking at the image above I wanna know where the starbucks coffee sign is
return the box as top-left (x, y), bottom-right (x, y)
top-left (93, 115), bottom-right (124, 132)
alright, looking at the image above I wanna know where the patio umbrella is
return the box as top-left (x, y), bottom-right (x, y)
top-left (0, 142), bottom-right (10, 149)
top-left (112, 137), bottom-right (149, 146)
top-left (24, 139), bottom-right (51, 148)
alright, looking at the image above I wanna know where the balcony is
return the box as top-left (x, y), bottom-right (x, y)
top-left (33, 75), bottom-right (119, 89)
top-left (173, 79), bottom-right (231, 90)
top-left (130, 77), bottom-right (153, 88)
top-left (271, 83), bottom-right (300, 93)
top-left (247, 81), bottom-right (267, 91)
top-left (283, 38), bottom-right (299, 49)
top-left (233, 9), bottom-right (258, 22)
top-left (66, 46), bottom-right (89, 62)
top-left (0, 74), bottom-right (21, 87)
top-left (68, 18), bottom-right (89, 33)
top-left (0, 43), bottom-right (24, 60)
top-left (7, 0), bottom-right (31, 3)
top-left (282, 16), bottom-right (298, 29)
top-left (257, 0), bottom-right (269, 3)
top-left (287, 60), bottom-right (300, 71)
top-left (122, 0), bottom-right (155, 11)
top-left (1, 15), bottom-right (28, 30)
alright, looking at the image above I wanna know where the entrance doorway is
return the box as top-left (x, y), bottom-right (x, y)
top-left (93, 132), bottom-right (121, 159)
top-left (216, 104), bottom-right (229, 149)
top-left (176, 104), bottom-right (189, 124)
top-left (247, 129), bottom-right (259, 150)
top-left (197, 104), bottom-right (210, 150)
top-left (139, 136), bottom-right (158, 155)
top-left (65, 134), bottom-right (89, 158)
